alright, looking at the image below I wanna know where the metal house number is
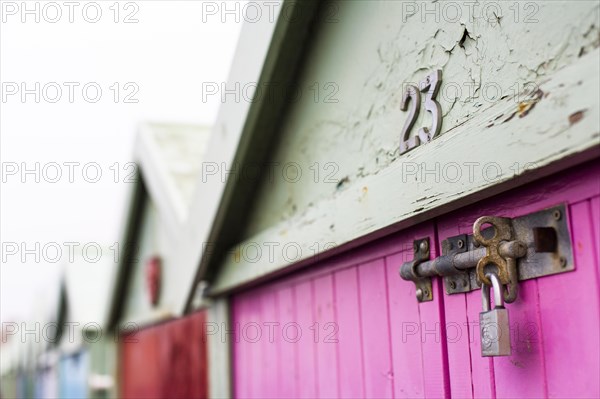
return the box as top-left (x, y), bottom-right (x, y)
top-left (399, 69), bottom-right (442, 154)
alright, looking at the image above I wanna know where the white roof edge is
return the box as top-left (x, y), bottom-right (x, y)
top-left (176, 4), bottom-right (284, 314)
top-left (135, 122), bottom-right (212, 235)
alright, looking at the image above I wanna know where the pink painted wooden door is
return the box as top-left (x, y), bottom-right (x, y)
top-left (231, 160), bottom-right (600, 398)
top-left (439, 162), bottom-right (600, 399)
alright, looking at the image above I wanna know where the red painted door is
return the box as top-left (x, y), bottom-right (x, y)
top-left (120, 310), bottom-right (209, 399)
top-left (231, 160), bottom-right (600, 398)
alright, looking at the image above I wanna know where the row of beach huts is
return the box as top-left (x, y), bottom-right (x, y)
top-left (2, 1), bottom-right (600, 398)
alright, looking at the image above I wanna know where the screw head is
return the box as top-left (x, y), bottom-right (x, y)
top-left (449, 281), bottom-right (457, 289)
top-left (457, 239), bottom-right (465, 249)
top-left (553, 210), bottom-right (562, 221)
top-left (419, 240), bottom-right (429, 253)
top-left (560, 256), bottom-right (567, 268)
top-left (416, 288), bottom-right (423, 301)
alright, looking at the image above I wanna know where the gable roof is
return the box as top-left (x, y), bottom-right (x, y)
top-left (136, 123), bottom-right (212, 233)
top-left (182, 0), bottom-right (322, 310)
top-left (106, 123), bottom-right (211, 330)
top-left (109, 0), bottom-right (323, 320)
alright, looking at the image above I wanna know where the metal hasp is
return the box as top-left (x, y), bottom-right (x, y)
top-left (400, 204), bottom-right (574, 302)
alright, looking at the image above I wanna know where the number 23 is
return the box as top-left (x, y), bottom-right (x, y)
top-left (400, 70), bottom-right (442, 154)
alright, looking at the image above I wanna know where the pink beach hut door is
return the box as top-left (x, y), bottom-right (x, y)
top-left (231, 161), bottom-right (600, 398)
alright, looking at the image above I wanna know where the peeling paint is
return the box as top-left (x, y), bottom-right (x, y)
top-left (243, 1), bottom-right (600, 238)
top-left (569, 110), bottom-right (586, 125)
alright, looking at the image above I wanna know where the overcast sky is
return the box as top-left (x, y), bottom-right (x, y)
top-left (0, 1), bottom-right (244, 323)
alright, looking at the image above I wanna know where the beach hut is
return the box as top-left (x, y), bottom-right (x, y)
top-left (106, 123), bottom-right (212, 398)
top-left (185, 1), bottom-right (600, 397)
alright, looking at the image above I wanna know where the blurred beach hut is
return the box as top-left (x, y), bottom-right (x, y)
top-left (106, 123), bottom-right (212, 398)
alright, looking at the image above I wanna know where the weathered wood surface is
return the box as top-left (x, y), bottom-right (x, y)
top-left (231, 161), bottom-right (600, 398)
top-left (231, 222), bottom-right (448, 398)
top-left (212, 49), bottom-right (600, 294)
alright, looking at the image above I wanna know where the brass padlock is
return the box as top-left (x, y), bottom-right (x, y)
top-left (479, 272), bottom-right (511, 357)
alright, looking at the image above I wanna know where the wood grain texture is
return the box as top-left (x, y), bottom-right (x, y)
top-left (231, 161), bottom-right (599, 398)
top-left (437, 161), bottom-right (600, 399)
top-left (260, 289), bottom-right (280, 399)
top-left (277, 286), bottom-right (298, 398)
top-left (232, 295), bottom-right (252, 399)
top-left (231, 223), bottom-right (448, 398)
top-left (314, 275), bottom-right (339, 398)
top-left (294, 281), bottom-right (318, 399)
top-left (358, 259), bottom-right (394, 399)
top-left (537, 200), bottom-right (600, 398)
top-left (334, 267), bottom-right (365, 398)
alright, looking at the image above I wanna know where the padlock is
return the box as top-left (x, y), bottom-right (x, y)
top-left (479, 272), bottom-right (511, 357)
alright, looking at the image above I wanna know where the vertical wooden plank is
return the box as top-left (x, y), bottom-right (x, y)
top-left (246, 292), bottom-right (264, 399)
top-left (294, 280), bottom-right (318, 398)
top-left (412, 239), bottom-right (449, 399)
top-left (465, 292), bottom-right (496, 399)
top-left (195, 311), bottom-right (209, 399)
top-left (493, 278), bottom-right (546, 399)
top-left (277, 286), bottom-right (298, 398)
top-left (537, 200), bottom-right (600, 398)
top-left (442, 219), bottom-right (496, 398)
top-left (232, 296), bottom-right (251, 399)
top-left (386, 251), bottom-right (426, 398)
top-left (160, 322), bottom-right (174, 398)
top-left (591, 196), bottom-right (600, 268)
top-left (386, 223), bottom-right (449, 399)
top-left (358, 259), bottom-right (394, 398)
top-left (442, 291), bottom-right (473, 399)
top-left (313, 274), bottom-right (338, 398)
top-left (333, 266), bottom-right (365, 398)
top-left (236, 291), bottom-right (264, 398)
top-left (120, 325), bottom-right (162, 399)
top-left (260, 289), bottom-right (281, 398)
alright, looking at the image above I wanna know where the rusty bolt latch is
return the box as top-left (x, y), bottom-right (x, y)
top-left (399, 204), bottom-right (574, 303)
